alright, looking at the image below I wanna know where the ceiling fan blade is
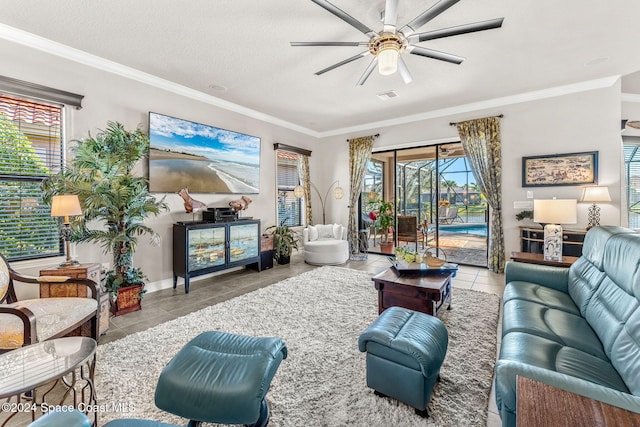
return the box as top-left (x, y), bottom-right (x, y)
top-left (356, 58), bottom-right (378, 86)
top-left (407, 45), bottom-right (464, 64)
top-left (383, 0), bottom-right (399, 30)
top-left (311, 0), bottom-right (377, 38)
top-left (397, 57), bottom-right (413, 84)
top-left (400, 0), bottom-right (461, 36)
top-left (407, 18), bottom-right (504, 43)
top-left (291, 41), bottom-right (368, 47)
top-left (315, 51), bottom-right (370, 76)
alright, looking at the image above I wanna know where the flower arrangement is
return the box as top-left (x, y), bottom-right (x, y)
top-left (438, 200), bottom-right (450, 207)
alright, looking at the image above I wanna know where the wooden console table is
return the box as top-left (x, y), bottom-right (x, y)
top-left (517, 376), bottom-right (640, 426)
top-left (510, 251), bottom-right (579, 268)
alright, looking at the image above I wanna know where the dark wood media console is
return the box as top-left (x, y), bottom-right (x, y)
top-left (173, 220), bottom-right (261, 293)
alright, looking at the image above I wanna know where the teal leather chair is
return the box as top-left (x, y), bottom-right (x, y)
top-left (105, 331), bottom-right (287, 427)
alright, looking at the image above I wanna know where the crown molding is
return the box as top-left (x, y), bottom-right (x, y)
top-left (319, 75), bottom-right (621, 137)
top-left (0, 24), bottom-right (321, 137)
top-left (0, 24), bottom-right (622, 140)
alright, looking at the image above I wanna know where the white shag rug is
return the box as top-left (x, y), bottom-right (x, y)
top-left (96, 266), bottom-right (500, 427)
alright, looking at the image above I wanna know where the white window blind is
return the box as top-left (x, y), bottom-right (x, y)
top-left (0, 94), bottom-right (64, 260)
top-left (276, 150), bottom-right (302, 226)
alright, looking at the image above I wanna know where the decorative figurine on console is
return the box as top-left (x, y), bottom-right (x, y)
top-left (178, 188), bottom-right (207, 213)
top-left (229, 195), bottom-right (252, 211)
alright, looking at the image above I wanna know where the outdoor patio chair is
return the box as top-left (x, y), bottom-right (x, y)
top-left (438, 206), bottom-right (461, 224)
top-left (397, 216), bottom-right (419, 245)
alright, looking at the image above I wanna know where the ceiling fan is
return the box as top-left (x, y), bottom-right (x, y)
top-left (292, 0), bottom-right (504, 86)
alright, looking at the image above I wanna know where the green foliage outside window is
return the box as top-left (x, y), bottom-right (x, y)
top-left (0, 113), bottom-right (61, 260)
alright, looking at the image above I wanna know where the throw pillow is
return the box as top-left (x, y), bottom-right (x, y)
top-left (317, 224), bottom-right (334, 239)
top-left (307, 225), bottom-right (318, 241)
top-left (332, 224), bottom-right (343, 240)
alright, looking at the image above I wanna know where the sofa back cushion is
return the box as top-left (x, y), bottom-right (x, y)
top-left (583, 232), bottom-right (640, 394)
top-left (307, 225), bottom-right (319, 242)
top-left (568, 226), bottom-right (630, 315)
top-left (316, 224), bottom-right (335, 239)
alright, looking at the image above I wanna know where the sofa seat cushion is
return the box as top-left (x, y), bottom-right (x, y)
top-left (502, 299), bottom-right (607, 360)
top-left (504, 281), bottom-right (580, 315)
top-left (495, 332), bottom-right (630, 418)
top-left (0, 297), bottom-right (97, 349)
top-left (500, 332), bottom-right (629, 393)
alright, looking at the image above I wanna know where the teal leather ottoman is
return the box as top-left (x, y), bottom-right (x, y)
top-left (105, 330), bottom-right (287, 427)
top-left (358, 306), bottom-right (448, 417)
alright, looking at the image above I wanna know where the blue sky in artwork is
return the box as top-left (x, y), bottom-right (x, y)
top-left (149, 113), bottom-right (260, 166)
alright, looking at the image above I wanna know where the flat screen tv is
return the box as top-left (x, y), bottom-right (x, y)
top-left (148, 112), bottom-right (260, 193)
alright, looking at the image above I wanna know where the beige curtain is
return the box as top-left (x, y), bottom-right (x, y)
top-left (456, 117), bottom-right (505, 273)
top-left (297, 154), bottom-right (312, 225)
top-left (348, 135), bottom-right (375, 259)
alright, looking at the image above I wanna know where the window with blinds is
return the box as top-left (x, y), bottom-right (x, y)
top-left (276, 150), bottom-right (303, 226)
top-left (0, 94), bottom-right (63, 260)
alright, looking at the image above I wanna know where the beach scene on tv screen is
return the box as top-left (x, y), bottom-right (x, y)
top-left (149, 113), bottom-right (260, 193)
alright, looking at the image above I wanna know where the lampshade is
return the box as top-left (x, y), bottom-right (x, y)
top-left (581, 186), bottom-right (611, 203)
top-left (533, 199), bottom-right (577, 224)
top-left (293, 185), bottom-right (305, 199)
top-left (377, 43), bottom-right (399, 75)
top-left (333, 186), bottom-right (344, 199)
top-left (50, 195), bottom-right (82, 218)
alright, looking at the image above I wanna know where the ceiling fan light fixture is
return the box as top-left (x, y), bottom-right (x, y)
top-left (378, 43), bottom-right (399, 75)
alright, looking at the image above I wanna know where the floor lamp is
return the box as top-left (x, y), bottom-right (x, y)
top-left (581, 186), bottom-right (611, 230)
top-left (294, 180), bottom-right (343, 224)
top-left (533, 199), bottom-right (577, 261)
top-left (51, 194), bottom-right (82, 267)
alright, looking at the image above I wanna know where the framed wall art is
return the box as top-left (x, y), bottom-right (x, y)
top-left (148, 112), bottom-right (261, 193)
top-left (522, 151), bottom-right (598, 187)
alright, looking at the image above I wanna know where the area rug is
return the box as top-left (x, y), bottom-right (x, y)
top-left (96, 266), bottom-right (500, 427)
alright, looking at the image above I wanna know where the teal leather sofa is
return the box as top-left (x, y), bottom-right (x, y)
top-left (495, 225), bottom-right (640, 426)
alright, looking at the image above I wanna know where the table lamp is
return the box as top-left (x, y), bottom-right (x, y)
top-left (533, 199), bottom-right (577, 261)
top-left (51, 194), bottom-right (82, 266)
top-left (581, 186), bottom-right (611, 230)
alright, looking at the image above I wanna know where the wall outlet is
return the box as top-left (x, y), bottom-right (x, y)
top-left (526, 191), bottom-right (534, 199)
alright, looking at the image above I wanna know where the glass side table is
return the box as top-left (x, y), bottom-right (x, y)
top-left (0, 337), bottom-right (98, 426)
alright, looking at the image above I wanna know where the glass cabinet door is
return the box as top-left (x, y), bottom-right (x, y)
top-left (229, 223), bottom-right (259, 263)
top-left (188, 226), bottom-right (226, 271)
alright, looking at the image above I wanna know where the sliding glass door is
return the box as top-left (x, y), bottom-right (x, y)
top-left (362, 143), bottom-right (488, 267)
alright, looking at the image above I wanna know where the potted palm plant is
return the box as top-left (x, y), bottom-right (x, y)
top-left (265, 219), bottom-right (300, 264)
top-left (42, 121), bottom-right (168, 315)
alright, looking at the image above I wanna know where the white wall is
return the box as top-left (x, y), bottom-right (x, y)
top-left (2, 39), bottom-right (315, 293)
top-left (3, 36), bottom-right (625, 292)
top-left (316, 81), bottom-right (624, 257)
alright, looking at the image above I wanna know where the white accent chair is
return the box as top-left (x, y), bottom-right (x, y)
top-left (302, 224), bottom-right (349, 265)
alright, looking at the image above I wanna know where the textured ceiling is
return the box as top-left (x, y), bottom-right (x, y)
top-left (1, 0), bottom-right (640, 134)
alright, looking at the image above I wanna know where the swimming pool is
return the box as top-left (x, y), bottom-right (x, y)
top-left (439, 223), bottom-right (488, 237)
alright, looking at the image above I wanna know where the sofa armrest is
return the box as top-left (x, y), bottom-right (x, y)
top-left (504, 261), bottom-right (569, 293)
top-left (302, 228), bottom-right (309, 245)
top-left (495, 360), bottom-right (640, 416)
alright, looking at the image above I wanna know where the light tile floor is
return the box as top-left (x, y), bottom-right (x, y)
top-left (100, 252), bottom-right (505, 427)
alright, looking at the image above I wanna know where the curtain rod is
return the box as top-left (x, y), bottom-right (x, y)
top-left (449, 114), bottom-right (503, 126)
top-left (346, 133), bottom-right (380, 142)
